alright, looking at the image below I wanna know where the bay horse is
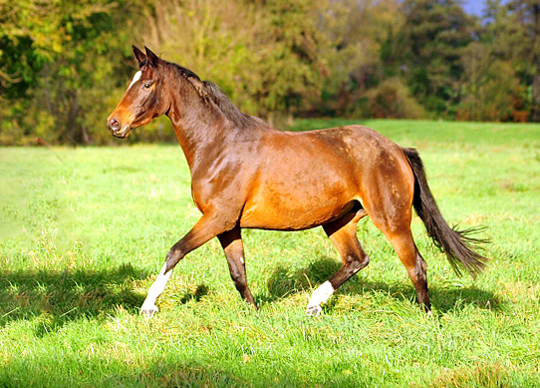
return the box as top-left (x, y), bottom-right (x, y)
top-left (107, 46), bottom-right (487, 317)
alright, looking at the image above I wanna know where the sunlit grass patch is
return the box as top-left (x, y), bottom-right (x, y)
top-left (1, 120), bottom-right (539, 387)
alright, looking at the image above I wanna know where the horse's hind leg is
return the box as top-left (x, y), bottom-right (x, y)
top-left (368, 205), bottom-right (430, 311)
top-left (218, 227), bottom-right (258, 310)
top-left (361, 155), bottom-right (431, 311)
top-left (381, 228), bottom-right (430, 311)
top-left (306, 209), bottom-right (369, 315)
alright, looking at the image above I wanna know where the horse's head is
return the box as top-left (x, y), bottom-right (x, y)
top-left (107, 46), bottom-right (169, 138)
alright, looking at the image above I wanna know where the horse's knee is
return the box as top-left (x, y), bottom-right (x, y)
top-left (165, 246), bottom-right (184, 272)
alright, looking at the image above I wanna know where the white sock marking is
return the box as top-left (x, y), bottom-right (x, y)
top-left (141, 263), bottom-right (171, 313)
top-left (307, 280), bottom-right (335, 310)
top-left (128, 70), bottom-right (142, 89)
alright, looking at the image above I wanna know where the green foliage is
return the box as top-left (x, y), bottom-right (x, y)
top-left (250, 0), bottom-right (328, 118)
top-left (2, 0), bottom-right (540, 145)
top-left (139, 0), bottom-right (327, 125)
top-left (0, 0), bottom-right (137, 145)
top-left (365, 77), bottom-right (427, 119)
top-left (457, 43), bottom-right (524, 122)
top-left (139, 0), bottom-right (260, 111)
top-left (399, 0), bottom-right (477, 117)
top-left (315, 0), bottom-right (404, 117)
top-left (0, 35), bottom-right (43, 99)
top-left (481, 0), bottom-right (540, 120)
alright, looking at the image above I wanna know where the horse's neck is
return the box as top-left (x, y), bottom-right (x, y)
top-left (167, 87), bottom-right (227, 173)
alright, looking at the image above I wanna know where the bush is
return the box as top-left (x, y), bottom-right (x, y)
top-left (364, 78), bottom-right (426, 119)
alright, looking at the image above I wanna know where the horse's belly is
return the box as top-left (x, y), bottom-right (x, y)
top-left (239, 181), bottom-right (357, 231)
top-left (240, 203), bottom-right (349, 230)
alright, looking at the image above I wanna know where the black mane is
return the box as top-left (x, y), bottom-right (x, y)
top-left (164, 61), bottom-right (270, 130)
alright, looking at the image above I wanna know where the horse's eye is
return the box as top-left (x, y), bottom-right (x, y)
top-left (143, 83), bottom-right (152, 90)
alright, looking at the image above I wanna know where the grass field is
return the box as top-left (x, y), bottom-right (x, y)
top-left (1, 119), bottom-right (540, 387)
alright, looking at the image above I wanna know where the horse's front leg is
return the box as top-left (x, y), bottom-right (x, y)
top-left (140, 213), bottom-right (234, 317)
top-left (217, 227), bottom-right (258, 310)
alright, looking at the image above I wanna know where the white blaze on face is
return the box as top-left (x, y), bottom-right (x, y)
top-left (128, 70), bottom-right (142, 89)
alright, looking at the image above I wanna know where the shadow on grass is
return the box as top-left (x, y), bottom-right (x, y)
top-left (177, 284), bottom-right (210, 304)
top-left (120, 358), bottom-right (373, 388)
top-left (265, 257), bottom-right (504, 313)
top-left (0, 263), bottom-right (148, 330)
top-left (0, 355), bottom-right (375, 388)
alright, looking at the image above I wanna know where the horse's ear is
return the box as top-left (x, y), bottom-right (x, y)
top-left (132, 45), bottom-right (146, 67)
top-left (145, 47), bottom-right (161, 67)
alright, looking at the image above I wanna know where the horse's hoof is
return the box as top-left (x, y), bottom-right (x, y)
top-left (140, 304), bottom-right (159, 318)
top-left (306, 305), bottom-right (322, 316)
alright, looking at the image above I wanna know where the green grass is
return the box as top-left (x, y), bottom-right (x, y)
top-left (1, 119), bottom-right (540, 387)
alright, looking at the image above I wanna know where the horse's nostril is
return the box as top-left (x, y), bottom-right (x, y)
top-left (109, 118), bottom-right (120, 131)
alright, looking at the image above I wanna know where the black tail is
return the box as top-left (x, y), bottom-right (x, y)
top-left (403, 148), bottom-right (488, 278)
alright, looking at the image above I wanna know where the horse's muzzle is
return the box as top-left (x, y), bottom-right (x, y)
top-left (107, 116), bottom-right (130, 138)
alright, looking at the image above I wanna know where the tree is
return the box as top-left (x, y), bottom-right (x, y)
top-left (0, 0), bottom-right (51, 100)
top-left (0, 0), bottom-right (141, 145)
top-left (316, 0), bottom-right (405, 117)
top-left (251, 0), bottom-right (328, 124)
top-left (140, 0), bottom-right (328, 127)
top-left (500, 0), bottom-right (540, 120)
top-left (399, 0), bottom-right (477, 117)
top-left (457, 41), bottom-right (523, 121)
top-left (139, 0), bottom-right (264, 115)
